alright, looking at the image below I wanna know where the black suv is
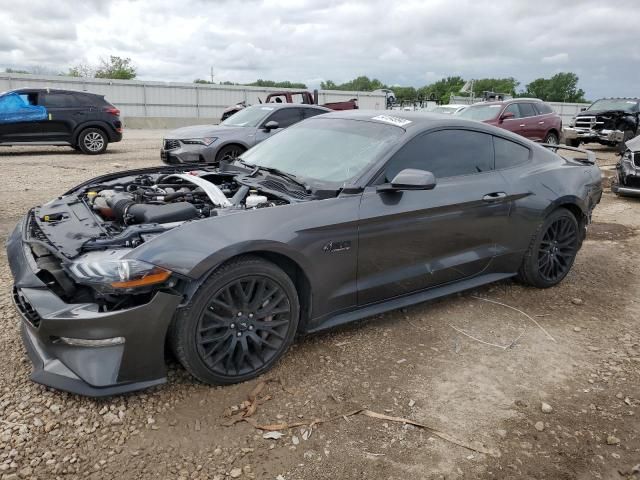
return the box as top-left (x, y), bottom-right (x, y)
top-left (0, 88), bottom-right (123, 154)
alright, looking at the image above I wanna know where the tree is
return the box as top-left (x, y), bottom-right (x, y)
top-left (472, 77), bottom-right (519, 97)
top-left (246, 79), bottom-right (307, 89)
top-left (66, 63), bottom-right (94, 78)
top-left (320, 76), bottom-right (385, 92)
top-left (95, 56), bottom-right (136, 80)
top-left (417, 76), bottom-right (466, 104)
top-left (4, 68), bottom-right (30, 74)
top-left (523, 73), bottom-right (585, 102)
top-left (194, 79), bottom-right (214, 84)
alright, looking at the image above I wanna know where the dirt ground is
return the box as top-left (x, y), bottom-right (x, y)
top-left (0, 131), bottom-right (638, 480)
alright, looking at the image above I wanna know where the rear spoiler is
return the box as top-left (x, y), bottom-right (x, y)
top-left (540, 143), bottom-right (596, 165)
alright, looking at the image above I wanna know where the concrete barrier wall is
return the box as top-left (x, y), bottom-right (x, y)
top-left (0, 74), bottom-right (387, 128)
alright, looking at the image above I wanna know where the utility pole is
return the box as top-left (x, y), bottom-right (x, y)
top-left (210, 66), bottom-right (214, 84)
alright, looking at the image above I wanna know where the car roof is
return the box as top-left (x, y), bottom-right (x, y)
top-left (470, 98), bottom-right (544, 107)
top-left (311, 109), bottom-right (544, 147)
top-left (250, 103), bottom-right (331, 112)
top-left (10, 88), bottom-right (100, 96)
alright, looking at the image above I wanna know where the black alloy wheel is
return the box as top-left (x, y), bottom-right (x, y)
top-left (170, 256), bottom-right (299, 385)
top-left (536, 216), bottom-right (578, 283)
top-left (197, 276), bottom-right (292, 376)
top-left (518, 208), bottom-right (580, 288)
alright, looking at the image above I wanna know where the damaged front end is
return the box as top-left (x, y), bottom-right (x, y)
top-left (7, 164), bottom-right (294, 395)
top-left (563, 110), bottom-right (628, 146)
top-left (612, 136), bottom-right (640, 197)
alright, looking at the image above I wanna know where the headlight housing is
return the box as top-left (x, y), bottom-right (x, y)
top-left (569, 118), bottom-right (575, 127)
top-left (67, 259), bottom-right (172, 293)
top-left (181, 137), bottom-right (217, 146)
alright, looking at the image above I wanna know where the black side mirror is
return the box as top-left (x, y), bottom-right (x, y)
top-left (263, 120), bottom-right (279, 131)
top-left (377, 169), bottom-right (437, 192)
top-left (580, 107), bottom-right (587, 111)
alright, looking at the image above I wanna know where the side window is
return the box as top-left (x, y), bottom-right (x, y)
top-left (41, 93), bottom-right (74, 108)
top-left (19, 93), bottom-right (38, 105)
top-left (494, 136), bottom-right (530, 170)
top-left (383, 129), bottom-right (494, 181)
top-left (518, 103), bottom-right (537, 118)
top-left (534, 102), bottom-right (553, 115)
top-left (302, 107), bottom-right (325, 119)
top-left (503, 103), bottom-right (520, 118)
top-left (265, 108), bottom-right (303, 128)
top-left (73, 94), bottom-right (96, 107)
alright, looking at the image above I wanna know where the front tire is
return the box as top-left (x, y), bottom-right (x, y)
top-left (170, 256), bottom-right (300, 385)
top-left (78, 128), bottom-right (108, 155)
top-left (517, 208), bottom-right (580, 288)
top-left (215, 144), bottom-right (246, 163)
top-left (565, 138), bottom-right (580, 148)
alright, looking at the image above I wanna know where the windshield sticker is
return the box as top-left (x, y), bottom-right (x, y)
top-left (371, 115), bottom-right (412, 127)
top-left (627, 101), bottom-right (636, 104)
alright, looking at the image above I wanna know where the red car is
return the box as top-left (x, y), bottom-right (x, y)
top-left (457, 99), bottom-right (561, 144)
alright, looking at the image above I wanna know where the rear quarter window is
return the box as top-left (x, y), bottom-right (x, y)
top-left (535, 103), bottom-right (554, 115)
top-left (494, 136), bottom-right (530, 169)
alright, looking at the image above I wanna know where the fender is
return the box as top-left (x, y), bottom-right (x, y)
top-left (72, 120), bottom-right (118, 142)
top-left (128, 195), bottom-right (362, 319)
top-left (216, 138), bottom-right (251, 151)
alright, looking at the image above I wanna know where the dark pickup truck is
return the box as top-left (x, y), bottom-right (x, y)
top-left (221, 90), bottom-right (357, 121)
top-left (563, 98), bottom-right (639, 151)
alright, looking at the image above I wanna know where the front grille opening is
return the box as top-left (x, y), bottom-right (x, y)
top-left (164, 139), bottom-right (180, 150)
top-left (12, 287), bottom-right (42, 328)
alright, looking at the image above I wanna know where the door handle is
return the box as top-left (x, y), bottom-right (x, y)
top-left (538, 121), bottom-right (545, 124)
top-left (482, 192), bottom-right (507, 202)
top-left (519, 124), bottom-right (526, 127)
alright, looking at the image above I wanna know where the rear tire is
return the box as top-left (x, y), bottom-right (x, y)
top-left (517, 208), bottom-right (580, 288)
top-left (169, 256), bottom-right (300, 385)
top-left (543, 131), bottom-right (559, 145)
top-left (78, 128), bottom-right (108, 155)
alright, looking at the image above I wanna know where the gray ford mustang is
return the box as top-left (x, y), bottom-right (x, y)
top-left (8, 111), bottom-right (602, 396)
top-left (161, 103), bottom-right (330, 165)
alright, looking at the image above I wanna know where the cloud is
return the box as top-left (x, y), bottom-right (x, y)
top-left (542, 53), bottom-right (569, 64)
top-left (0, 0), bottom-right (638, 98)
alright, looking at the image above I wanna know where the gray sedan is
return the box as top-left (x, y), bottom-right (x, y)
top-left (161, 103), bottom-right (330, 164)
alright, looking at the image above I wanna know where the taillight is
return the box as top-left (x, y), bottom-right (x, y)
top-left (104, 107), bottom-right (120, 116)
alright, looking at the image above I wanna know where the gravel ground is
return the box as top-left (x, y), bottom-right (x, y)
top-left (0, 132), bottom-right (639, 479)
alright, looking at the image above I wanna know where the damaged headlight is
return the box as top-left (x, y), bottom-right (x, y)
top-left (67, 259), bottom-right (173, 291)
top-left (181, 137), bottom-right (217, 146)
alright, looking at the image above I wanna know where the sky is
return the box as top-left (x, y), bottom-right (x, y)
top-left (0, 0), bottom-right (639, 99)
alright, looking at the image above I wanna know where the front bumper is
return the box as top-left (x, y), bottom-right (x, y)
top-left (7, 219), bottom-right (182, 397)
top-left (563, 126), bottom-right (624, 143)
top-left (612, 151), bottom-right (640, 197)
top-left (160, 143), bottom-right (217, 165)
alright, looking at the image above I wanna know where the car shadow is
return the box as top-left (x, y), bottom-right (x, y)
top-left (0, 148), bottom-right (79, 157)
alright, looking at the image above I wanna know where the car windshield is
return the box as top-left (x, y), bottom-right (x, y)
top-left (238, 118), bottom-right (404, 186)
top-left (457, 104), bottom-right (503, 121)
top-left (221, 105), bottom-right (274, 127)
top-left (587, 99), bottom-right (638, 112)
